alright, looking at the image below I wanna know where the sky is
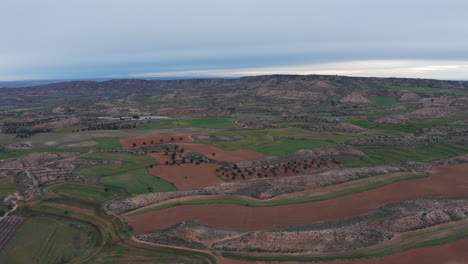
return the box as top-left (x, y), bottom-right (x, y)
top-left (1, 0), bottom-right (468, 81)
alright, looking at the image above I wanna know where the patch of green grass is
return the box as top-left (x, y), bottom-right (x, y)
top-left (368, 95), bottom-right (398, 106)
top-left (338, 141), bottom-right (468, 167)
top-left (231, 113), bottom-right (277, 119)
top-left (93, 137), bottom-right (122, 150)
top-left (48, 183), bottom-right (127, 204)
top-left (132, 173), bottom-right (427, 214)
top-left (196, 128), bottom-right (351, 155)
top-left (80, 153), bottom-right (156, 176)
top-left (100, 168), bottom-right (176, 194)
top-left (345, 119), bottom-right (435, 133)
top-left (0, 176), bottom-right (16, 198)
top-left (0, 147), bottom-right (95, 160)
top-left (0, 217), bottom-right (92, 264)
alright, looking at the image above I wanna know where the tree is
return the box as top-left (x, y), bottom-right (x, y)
top-left (132, 143), bottom-right (136, 147)
top-left (212, 152), bottom-right (216, 156)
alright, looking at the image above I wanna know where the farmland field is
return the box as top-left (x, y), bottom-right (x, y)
top-left (1, 74), bottom-right (468, 264)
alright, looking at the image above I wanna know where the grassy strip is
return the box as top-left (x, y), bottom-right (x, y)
top-left (339, 141), bottom-right (468, 167)
top-left (93, 137), bottom-right (122, 150)
top-left (131, 173), bottom-right (428, 215)
top-left (80, 153), bottom-right (156, 176)
top-left (368, 95), bottom-right (398, 106)
top-left (0, 147), bottom-right (93, 160)
top-left (139, 118), bottom-right (239, 130)
top-left (221, 220), bottom-right (468, 262)
top-left (48, 183), bottom-right (128, 205)
top-left (0, 216), bottom-right (93, 264)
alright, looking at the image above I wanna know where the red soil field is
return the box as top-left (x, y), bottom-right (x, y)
top-left (174, 143), bottom-right (265, 163)
top-left (120, 131), bottom-right (210, 149)
top-left (126, 163), bottom-right (468, 233)
top-left (147, 163), bottom-right (224, 190)
top-left (218, 236), bottom-right (468, 264)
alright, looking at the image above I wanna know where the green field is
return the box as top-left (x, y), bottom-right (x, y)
top-left (100, 168), bottom-right (176, 194)
top-left (48, 183), bottom-right (127, 204)
top-left (195, 128), bottom-right (353, 155)
top-left (80, 153), bottom-right (156, 176)
top-left (368, 95), bottom-right (398, 106)
top-left (0, 217), bottom-right (93, 264)
top-left (339, 141), bottom-right (468, 167)
top-left (0, 176), bottom-right (16, 198)
top-left (93, 137), bottom-right (122, 150)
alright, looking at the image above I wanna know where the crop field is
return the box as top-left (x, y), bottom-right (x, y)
top-left (0, 217), bottom-right (91, 264)
top-left (101, 168), bottom-right (176, 194)
top-left (47, 183), bottom-right (127, 204)
top-left (0, 176), bottom-right (16, 198)
top-left (80, 153), bottom-right (156, 176)
top-left (195, 128), bottom-right (354, 155)
top-left (368, 95), bottom-right (398, 106)
top-left (338, 141), bottom-right (468, 167)
top-left (93, 137), bottom-right (122, 150)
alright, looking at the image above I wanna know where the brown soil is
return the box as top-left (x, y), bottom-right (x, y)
top-left (120, 131), bottom-right (210, 149)
top-left (125, 163), bottom-right (468, 233)
top-left (340, 92), bottom-right (372, 104)
top-left (218, 236), bottom-right (468, 264)
top-left (175, 143), bottom-right (265, 163)
top-left (147, 163), bottom-right (224, 190)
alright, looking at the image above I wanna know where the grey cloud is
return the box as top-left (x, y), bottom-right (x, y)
top-left (0, 0), bottom-right (467, 80)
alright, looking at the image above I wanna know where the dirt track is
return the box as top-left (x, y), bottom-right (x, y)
top-left (125, 163), bottom-right (468, 233)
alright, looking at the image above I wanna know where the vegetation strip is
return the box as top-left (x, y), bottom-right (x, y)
top-left (129, 173), bottom-right (428, 215)
top-left (220, 219), bottom-right (468, 262)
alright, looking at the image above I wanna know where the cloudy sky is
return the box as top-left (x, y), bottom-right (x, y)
top-left (1, 0), bottom-right (468, 81)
